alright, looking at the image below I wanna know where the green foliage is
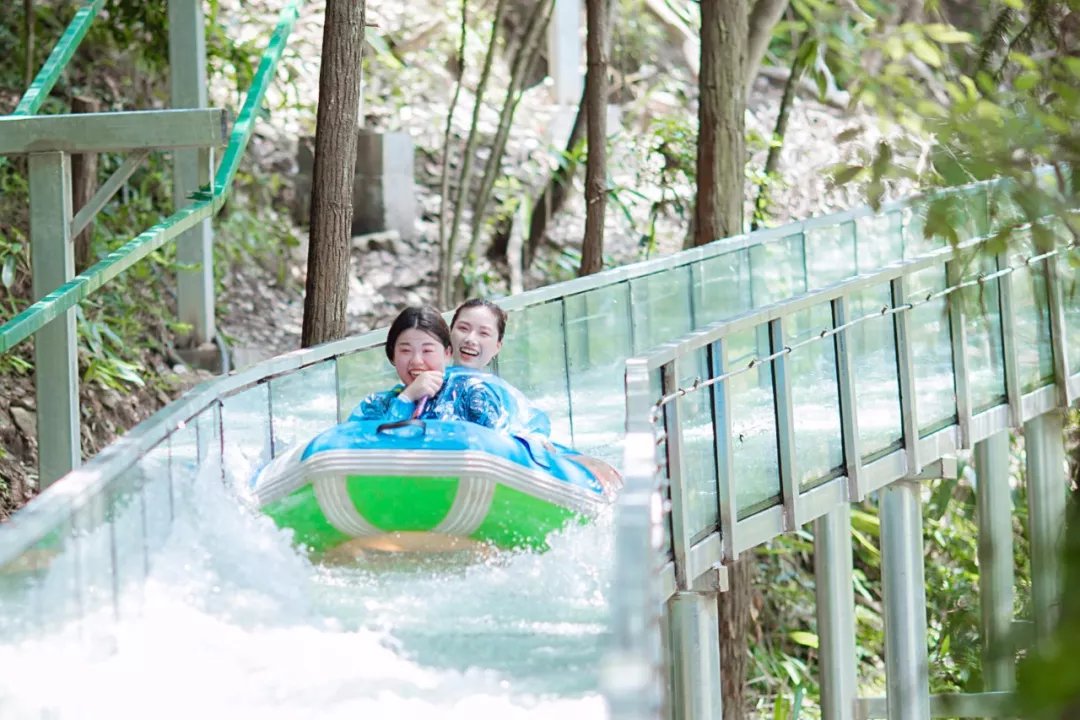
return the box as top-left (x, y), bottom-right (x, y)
top-left (829, 1), bottom-right (1079, 250)
top-left (629, 116), bottom-right (696, 258)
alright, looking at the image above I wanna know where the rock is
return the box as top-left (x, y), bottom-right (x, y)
top-left (352, 230), bottom-right (402, 254)
top-left (100, 389), bottom-right (122, 410)
top-left (393, 266), bottom-right (422, 288)
top-left (361, 267), bottom-right (394, 289)
top-left (12, 407), bottom-right (36, 441)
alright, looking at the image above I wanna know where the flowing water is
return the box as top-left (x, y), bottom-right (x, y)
top-left (0, 458), bottom-right (614, 720)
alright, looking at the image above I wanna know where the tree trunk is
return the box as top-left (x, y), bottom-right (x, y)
top-left (302, 0), bottom-right (365, 348)
top-left (436, 0), bottom-right (468, 308)
top-left (697, 0), bottom-right (753, 716)
top-left (745, 0), bottom-right (789, 96)
top-left (465, 0), bottom-right (555, 282)
top-left (578, 0), bottom-right (608, 277)
top-left (23, 0), bottom-right (34, 85)
top-left (720, 552), bottom-right (753, 720)
top-left (445, 0), bottom-right (507, 283)
top-left (691, 0), bottom-right (747, 249)
top-left (522, 0), bottom-right (615, 270)
top-left (518, 97), bottom-right (586, 268)
top-left (71, 96), bottom-right (99, 273)
top-left (751, 34), bottom-right (802, 231)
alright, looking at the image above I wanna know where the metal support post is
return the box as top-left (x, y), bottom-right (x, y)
top-left (667, 591), bottom-right (723, 720)
top-left (29, 151), bottom-right (79, 487)
top-left (815, 505), bottom-right (857, 720)
top-left (1024, 410), bottom-right (1066, 645)
top-left (169, 0), bottom-right (216, 349)
top-left (973, 430), bottom-right (1015, 690)
top-left (879, 479), bottom-right (930, 720)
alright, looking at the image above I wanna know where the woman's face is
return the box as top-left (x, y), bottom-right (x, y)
top-left (451, 306), bottom-right (503, 368)
top-left (392, 328), bottom-right (451, 385)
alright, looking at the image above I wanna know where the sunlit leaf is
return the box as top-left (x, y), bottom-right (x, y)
top-left (1, 256), bottom-right (14, 289)
top-left (1014, 71), bottom-right (1041, 92)
top-left (923, 24), bottom-right (974, 44)
top-left (831, 164), bottom-right (865, 185)
top-left (788, 630), bottom-right (820, 649)
top-left (835, 126), bottom-right (864, 143)
top-left (912, 38), bottom-right (942, 67)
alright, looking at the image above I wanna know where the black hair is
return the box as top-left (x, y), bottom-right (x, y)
top-left (450, 298), bottom-right (508, 341)
top-left (385, 305), bottom-right (452, 361)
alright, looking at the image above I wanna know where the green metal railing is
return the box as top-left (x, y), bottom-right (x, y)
top-left (0, 0), bottom-right (301, 352)
top-left (11, 0), bottom-right (106, 118)
top-left (0, 0), bottom-right (304, 487)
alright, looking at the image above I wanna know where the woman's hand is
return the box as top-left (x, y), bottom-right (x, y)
top-left (399, 370), bottom-right (444, 402)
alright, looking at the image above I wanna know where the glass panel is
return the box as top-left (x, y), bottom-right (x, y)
top-left (805, 221), bottom-right (856, 289)
top-left (786, 304), bottom-right (843, 487)
top-left (171, 420), bottom-right (199, 471)
top-left (750, 234), bottom-right (807, 306)
top-left (221, 383), bottom-right (273, 491)
top-left (959, 187), bottom-right (990, 240)
top-left (336, 346), bottom-right (398, 422)
top-left (676, 349), bottom-right (718, 537)
top-left (691, 249), bottom-right (752, 326)
top-left (171, 418), bottom-right (199, 510)
top-left (727, 327), bottom-right (780, 515)
top-left (140, 443), bottom-right (173, 557)
top-left (907, 266), bottom-right (957, 433)
top-left (903, 203), bottom-right (946, 258)
top-left (0, 517), bottom-right (79, 638)
top-left (109, 466), bottom-right (148, 621)
top-left (73, 491), bottom-right (116, 622)
top-left (958, 255), bottom-right (1007, 411)
top-left (270, 361), bottom-right (338, 455)
top-left (564, 284), bottom-right (632, 463)
top-left (498, 301), bottom-right (573, 446)
top-left (989, 179), bottom-right (1027, 233)
top-left (1063, 244), bottom-right (1080, 376)
top-left (857, 211), bottom-right (903, 273)
top-left (195, 402), bottom-right (222, 472)
top-left (1010, 229), bottom-right (1055, 392)
top-left (849, 283), bottom-right (903, 457)
top-left (631, 267), bottom-right (693, 353)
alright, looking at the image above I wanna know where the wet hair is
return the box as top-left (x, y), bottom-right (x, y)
top-left (385, 305), bottom-right (452, 361)
top-left (450, 298), bottom-right (507, 341)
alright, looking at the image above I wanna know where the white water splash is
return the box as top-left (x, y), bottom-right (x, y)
top-left (0, 459), bottom-right (614, 720)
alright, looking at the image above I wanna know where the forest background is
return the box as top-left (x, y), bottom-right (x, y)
top-left (1, 0), bottom-right (1079, 716)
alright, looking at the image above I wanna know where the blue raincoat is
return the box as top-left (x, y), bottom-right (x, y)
top-left (350, 366), bottom-right (551, 437)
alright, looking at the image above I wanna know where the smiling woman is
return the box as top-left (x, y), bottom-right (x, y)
top-left (450, 298), bottom-right (506, 369)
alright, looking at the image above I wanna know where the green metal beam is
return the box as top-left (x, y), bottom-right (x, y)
top-left (29, 152), bottom-right (79, 487)
top-left (170, 0), bottom-right (216, 348)
top-left (70, 150), bottom-right (148, 238)
top-left (213, 1), bottom-right (302, 193)
top-left (12, 0), bottom-right (106, 117)
top-left (0, 199), bottom-right (214, 353)
top-left (0, 0), bottom-right (304, 356)
top-left (0, 109), bottom-right (229, 155)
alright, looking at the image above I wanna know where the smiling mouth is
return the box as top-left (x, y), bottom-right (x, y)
top-left (460, 347), bottom-right (480, 358)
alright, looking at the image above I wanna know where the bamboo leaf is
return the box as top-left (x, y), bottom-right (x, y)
top-left (831, 164), bottom-right (865, 186)
top-left (1, 256), bottom-right (14, 289)
top-left (834, 127), bottom-right (864, 144)
top-left (923, 24), bottom-right (974, 44)
top-left (788, 630), bottom-right (820, 649)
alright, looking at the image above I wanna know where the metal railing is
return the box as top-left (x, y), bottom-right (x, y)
top-left (609, 201), bottom-right (1079, 717)
top-left (0, 0), bottom-right (303, 486)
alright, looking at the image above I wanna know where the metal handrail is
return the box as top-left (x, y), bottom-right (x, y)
top-left (12, 0), bottom-right (107, 117)
top-left (0, 0), bottom-right (303, 353)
